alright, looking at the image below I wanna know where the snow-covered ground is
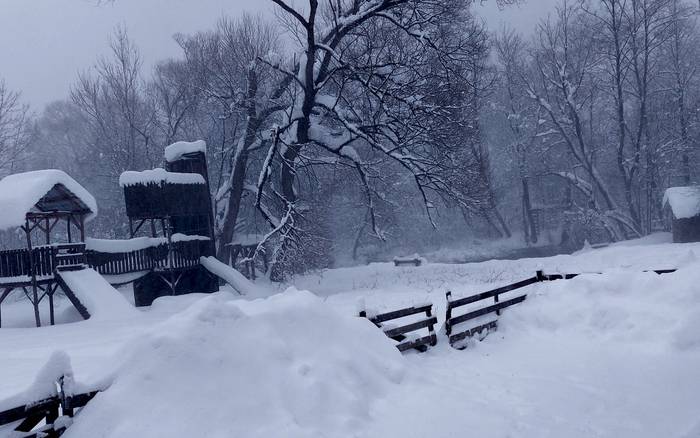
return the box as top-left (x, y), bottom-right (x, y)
top-left (2, 232), bottom-right (700, 437)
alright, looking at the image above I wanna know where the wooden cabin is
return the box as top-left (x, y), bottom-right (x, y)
top-left (0, 170), bottom-right (97, 327)
top-left (663, 186), bottom-right (700, 243)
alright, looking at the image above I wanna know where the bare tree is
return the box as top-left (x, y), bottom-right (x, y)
top-left (257, 0), bottom-right (495, 276)
top-left (176, 14), bottom-right (288, 264)
top-left (0, 80), bottom-right (33, 175)
top-left (525, 4), bottom-right (640, 240)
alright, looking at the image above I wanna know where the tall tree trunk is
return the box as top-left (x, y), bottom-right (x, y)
top-left (522, 176), bottom-right (538, 243)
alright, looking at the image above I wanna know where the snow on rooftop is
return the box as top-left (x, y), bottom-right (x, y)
top-left (663, 186), bottom-right (700, 219)
top-left (119, 168), bottom-right (205, 188)
top-left (0, 169), bottom-right (98, 231)
top-left (164, 140), bottom-right (206, 163)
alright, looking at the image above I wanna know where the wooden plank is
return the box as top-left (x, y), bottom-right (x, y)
top-left (64, 391), bottom-right (98, 410)
top-left (397, 334), bottom-right (437, 352)
top-left (449, 295), bottom-right (527, 327)
top-left (448, 276), bottom-right (538, 309)
top-left (369, 304), bottom-right (433, 323)
top-left (383, 316), bottom-right (438, 338)
top-left (0, 397), bottom-right (58, 427)
top-left (449, 320), bottom-right (498, 344)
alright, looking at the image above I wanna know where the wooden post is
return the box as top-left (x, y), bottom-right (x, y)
top-left (67, 216), bottom-right (72, 243)
top-left (0, 287), bottom-right (12, 328)
top-left (45, 217), bottom-right (50, 245)
top-left (24, 219), bottom-right (41, 327)
top-left (49, 287), bottom-right (55, 325)
top-left (79, 215), bottom-right (85, 242)
top-left (445, 291), bottom-right (453, 337)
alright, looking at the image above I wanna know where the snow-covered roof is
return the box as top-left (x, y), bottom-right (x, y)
top-left (0, 169), bottom-right (98, 231)
top-left (119, 168), bottom-right (205, 188)
top-left (164, 140), bottom-right (206, 163)
top-left (663, 186), bottom-right (700, 219)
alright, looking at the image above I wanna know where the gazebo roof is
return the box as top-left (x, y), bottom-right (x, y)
top-left (0, 169), bottom-right (97, 231)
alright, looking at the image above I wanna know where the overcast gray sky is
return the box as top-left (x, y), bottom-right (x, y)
top-left (0, 0), bottom-right (557, 109)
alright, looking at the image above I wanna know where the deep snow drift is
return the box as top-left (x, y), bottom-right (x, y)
top-left (2, 233), bottom-right (700, 437)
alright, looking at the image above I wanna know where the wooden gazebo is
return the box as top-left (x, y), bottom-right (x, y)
top-left (0, 170), bottom-right (97, 327)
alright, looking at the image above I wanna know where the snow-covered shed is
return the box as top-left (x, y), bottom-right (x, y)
top-left (663, 186), bottom-right (700, 243)
top-left (0, 169), bottom-right (97, 242)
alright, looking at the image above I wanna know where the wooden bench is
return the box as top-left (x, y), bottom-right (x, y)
top-left (393, 255), bottom-right (423, 267)
top-left (360, 304), bottom-right (438, 352)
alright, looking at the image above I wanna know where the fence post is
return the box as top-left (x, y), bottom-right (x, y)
top-left (445, 291), bottom-right (453, 336)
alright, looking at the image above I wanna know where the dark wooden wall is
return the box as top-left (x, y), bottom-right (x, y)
top-left (672, 216), bottom-right (700, 243)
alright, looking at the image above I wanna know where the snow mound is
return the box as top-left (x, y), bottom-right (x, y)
top-left (164, 140), bottom-right (206, 163)
top-left (118, 168), bottom-right (205, 187)
top-left (0, 351), bottom-right (72, 412)
top-left (0, 169), bottom-right (97, 231)
top-left (498, 265), bottom-right (700, 349)
top-left (64, 289), bottom-right (404, 438)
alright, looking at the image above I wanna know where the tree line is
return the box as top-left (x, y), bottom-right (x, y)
top-left (0, 0), bottom-right (698, 277)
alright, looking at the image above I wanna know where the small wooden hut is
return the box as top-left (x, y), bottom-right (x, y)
top-left (0, 170), bottom-right (97, 327)
top-left (663, 186), bottom-right (700, 243)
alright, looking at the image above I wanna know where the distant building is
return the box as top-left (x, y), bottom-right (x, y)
top-left (663, 186), bottom-right (700, 243)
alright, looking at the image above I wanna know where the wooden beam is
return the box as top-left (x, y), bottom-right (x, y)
top-left (0, 287), bottom-right (13, 328)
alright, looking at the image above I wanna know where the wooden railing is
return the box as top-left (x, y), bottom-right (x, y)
top-left (0, 239), bottom-right (208, 280)
top-left (0, 246), bottom-right (56, 279)
top-left (85, 239), bottom-right (207, 276)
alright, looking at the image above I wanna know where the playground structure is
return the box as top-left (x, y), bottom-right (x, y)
top-left (0, 141), bottom-right (235, 327)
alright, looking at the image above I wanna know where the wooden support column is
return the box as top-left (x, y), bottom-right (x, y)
top-left (23, 219), bottom-right (41, 327)
top-left (48, 283), bottom-right (56, 325)
top-left (66, 216), bottom-right (72, 243)
top-left (79, 215), bottom-right (85, 242)
top-left (45, 217), bottom-right (50, 245)
top-left (0, 287), bottom-right (13, 328)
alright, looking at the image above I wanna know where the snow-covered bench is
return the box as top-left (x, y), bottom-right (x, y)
top-left (360, 304), bottom-right (438, 352)
top-left (393, 254), bottom-right (425, 267)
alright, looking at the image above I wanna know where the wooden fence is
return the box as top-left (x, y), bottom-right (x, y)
top-left (443, 268), bottom-right (679, 348)
top-left (0, 376), bottom-right (98, 437)
top-left (360, 304), bottom-right (438, 352)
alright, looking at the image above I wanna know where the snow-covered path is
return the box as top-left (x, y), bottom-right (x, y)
top-left (1, 233), bottom-right (700, 437)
